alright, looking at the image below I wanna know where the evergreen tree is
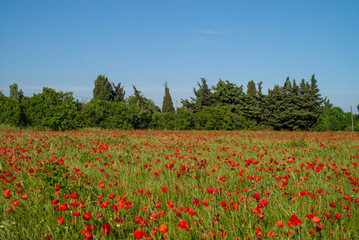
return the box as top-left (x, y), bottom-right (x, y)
top-left (93, 75), bottom-right (112, 101)
top-left (256, 81), bottom-right (266, 126)
top-left (192, 78), bottom-right (213, 111)
top-left (243, 80), bottom-right (260, 123)
top-left (162, 81), bottom-right (174, 113)
top-left (307, 74), bottom-right (324, 128)
top-left (212, 79), bottom-right (244, 106)
top-left (280, 77), bottom-right (295, 130)
top-left (111, 82), bottom-right (125, 102)
top-left (263, 85), bottom-right (283, 130)
top-left (182, 78), bottom-right (213, 112)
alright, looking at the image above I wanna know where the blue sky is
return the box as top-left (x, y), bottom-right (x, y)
top-left (1, 0), bottom-right (358, 112)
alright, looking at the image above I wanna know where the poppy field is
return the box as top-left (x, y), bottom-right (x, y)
top-left (1, 128), bottom-right (359, 240)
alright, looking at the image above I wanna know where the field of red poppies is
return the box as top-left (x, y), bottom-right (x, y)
top-left (1, 128), bottom-right (359, 239)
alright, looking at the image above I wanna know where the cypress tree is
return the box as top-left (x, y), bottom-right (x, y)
top-left (243, 80), bottom-right (260, 123)
top-left (162, 82), bottom-right (174, 113)
top-left (264, 85), bottom-right (283, 130)
top-left (111, 82), bottom-right (125, 102)
top-left (93, 75), bottom-right (113, 101)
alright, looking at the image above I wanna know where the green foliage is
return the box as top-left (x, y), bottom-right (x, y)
top-left (9, 83), bottom-right (24, 102)
top-left (162, 82), bottom-right (175, 113)
top-left (0, 92), bottom-right (23, 126)
top-left (3, 74), bottom-right (349, 132)
top-left (212, 79), bottom-right (244, 107)
top-left (151, 112), bottom-right (176, 130)
top-left (93, 75), bottom-right (113, 101)
top-left (188, 78), bottom-right (214, 112)
top-left (111, 82), bottom-right (126, 102)
top-left (314, 107), bottom-right (348, 131)
top-left (82, 99), bottom-right (133, 129)
top-left (21, 88), bottom-right (82, 130)
top-left (193, 106), bottom-right (233, 130)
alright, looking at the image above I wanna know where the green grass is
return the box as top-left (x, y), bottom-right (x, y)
top-left (0, 129), bottom-right (358, 239)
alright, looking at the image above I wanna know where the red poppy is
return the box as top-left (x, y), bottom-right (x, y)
top-left (58, 217), bottom-right (64, 224)
top-left (312, 216), bottom-right (321, 223)
top-left (70, 193), bottom-right (79, 199)
top-left (83, 212), bottom-right (92, 221)
top-left (84, 233), bottom-right (93, 240)
top-left (167, 200), bottom-right (174, 208)
top-left (275, 221), bottom-right (283, 227)
top-left (159, 223), bottom-right (168, 233)
top-left (133, 229), bottom-right (144, 239)
top-left (102, 223), bottom-right (112, 234)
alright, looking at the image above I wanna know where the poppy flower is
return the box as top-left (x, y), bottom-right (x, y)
top-left (58, 217), bottom-right (64, 224)
top-left (275, 221), bottom-right (283, 227)
top-left (70, 193), bottom-right (79, 199)
top-left (159, 223), bottom-right (168, 233)
top-left (133, 229), bottom-right (144, 239)
top-left (84, 233), bottom-right (93, 240)
top-left (83, 212), bottom-right (92, 221)
top-left (311, 216), bottom-right (321, 223)
top-left (102, 223), bottom-right (112, 234)
top-left (167, 201), bottom-right (174, 208)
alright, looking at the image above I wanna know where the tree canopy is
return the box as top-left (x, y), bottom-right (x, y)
top-left (1, 74), bottom-right (357, 131)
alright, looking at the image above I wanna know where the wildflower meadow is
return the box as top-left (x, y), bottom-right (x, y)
top-left (1, 128), bottom-right (358, 239)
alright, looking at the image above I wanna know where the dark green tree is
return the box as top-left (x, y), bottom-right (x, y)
top-left (191, 78), bottom-right (214, 111)
top-left (93, 75), bottom-right (112, 101)
top-left (126, 86), bottom-right (160, 129)
top-left (263, 85), bottom-right (283, 130)
top-left (111, 82), bottom-right (125, 102)
top-left (212, 79), bottom-right (244, 106)
top-left (162, 81), bottom-right (174, 113)
top-left (243, 80), bottom-right (260, 123)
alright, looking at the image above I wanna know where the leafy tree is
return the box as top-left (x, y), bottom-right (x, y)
top-left (162, 81), bottom-right (174, 113)
top-left (193, 106), bottom-right (233, 130)
top-left (0, 92), bottom-right (23, 126)
top-left (93, 75), bottom-right (112, 101)
top-left (126, 86), bottom-right (160, 129)
top-left (174, 108), bottom-right (193, 130)
top-left (82, 99), bottom-right (133, 129)
top-left (9, 83), bottom-right (24, 102)
top-left (151, 112), bottom-right (176, 130)
top-left (22, 88), bottom-right (81, 130)
top-left (314, 107), bottom-right (347, 131)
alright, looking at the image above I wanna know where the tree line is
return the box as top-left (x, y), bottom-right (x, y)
top-left (1, 74), bottom-right (358, 131)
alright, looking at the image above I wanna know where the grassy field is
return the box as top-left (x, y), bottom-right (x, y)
top-left (1, 129), bottom-right (358, 239)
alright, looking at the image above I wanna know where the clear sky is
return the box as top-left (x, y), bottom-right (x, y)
top-left (1, 0), bottom-right (358, 112)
